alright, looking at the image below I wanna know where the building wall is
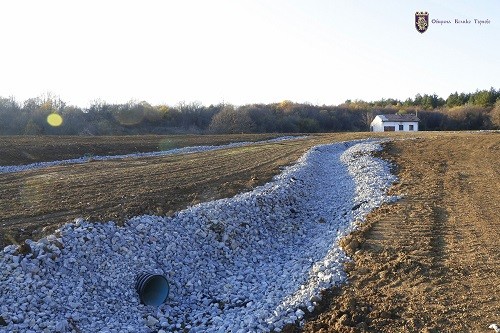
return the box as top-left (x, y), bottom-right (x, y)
top-left (370, 117), bottom-right (419, 132)
top-left (370, 117), bottom-right (385, 132)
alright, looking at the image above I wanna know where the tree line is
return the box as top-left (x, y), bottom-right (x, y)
top-left (1, 88), bottom-right (499, 135)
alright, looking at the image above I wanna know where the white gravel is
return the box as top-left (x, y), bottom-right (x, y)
top-left (0, 136), bottom-right (306, 174)
top-left (0, 139), bottom-right (397, 333)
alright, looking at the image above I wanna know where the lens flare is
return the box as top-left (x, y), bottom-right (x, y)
top-left (47, 114), bottom-right (63, 127)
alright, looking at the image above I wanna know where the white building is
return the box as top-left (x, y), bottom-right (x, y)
top-left (370, 114), bottom-right (419, 132)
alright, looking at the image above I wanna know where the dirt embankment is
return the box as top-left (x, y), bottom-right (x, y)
top-left (300, 133), bottom-right (499, 333)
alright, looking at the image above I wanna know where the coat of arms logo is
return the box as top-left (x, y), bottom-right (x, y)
top-left (415, 12), bottom-right (429, 33)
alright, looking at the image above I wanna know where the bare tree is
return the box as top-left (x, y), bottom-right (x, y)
top-left (208, 105), bottom-right (256, 133)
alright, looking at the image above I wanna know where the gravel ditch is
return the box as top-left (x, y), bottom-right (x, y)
top-left (0, 139), bottom-right (397, 333)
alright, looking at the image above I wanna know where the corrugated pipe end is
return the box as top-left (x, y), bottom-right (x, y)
top-left (135, 272), bottom-right (169, 306)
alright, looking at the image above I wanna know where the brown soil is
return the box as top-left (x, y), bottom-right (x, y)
top-left (0, 134), bottom-right (284, 166)
top-left (300, 133), bottom-right (500, 333)
top-left (0, 132), bottom-right (378, 248)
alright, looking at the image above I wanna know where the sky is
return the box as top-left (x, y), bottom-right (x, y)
top-left (1, 0), bottom-right (499, 107)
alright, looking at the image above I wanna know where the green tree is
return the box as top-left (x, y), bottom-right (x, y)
top-left (469, 88), bottom-right (498, 108)
top-left (446, 92), bottom-right (461, 108)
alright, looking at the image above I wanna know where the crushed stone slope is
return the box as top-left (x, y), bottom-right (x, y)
top-left (0, 140), bottom-right (396, 333)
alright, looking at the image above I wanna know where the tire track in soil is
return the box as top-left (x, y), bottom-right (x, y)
top-left (0, 134), bottom-right (284, 166)
top-left (299, 133), bottom-right (499, 333)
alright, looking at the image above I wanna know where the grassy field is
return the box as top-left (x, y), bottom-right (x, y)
top-left (1, 131), bottom-right (498, 332)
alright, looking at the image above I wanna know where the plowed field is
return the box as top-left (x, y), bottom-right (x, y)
top-left (0, 134), bottom-right (284, 166)
top-left (300, 132), bottom-right (499, 333)
top-left (0, 133), bottom-right (376, 248)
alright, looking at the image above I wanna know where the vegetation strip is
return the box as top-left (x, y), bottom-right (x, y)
top-left (1, 88), bottom-right (499, 136)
